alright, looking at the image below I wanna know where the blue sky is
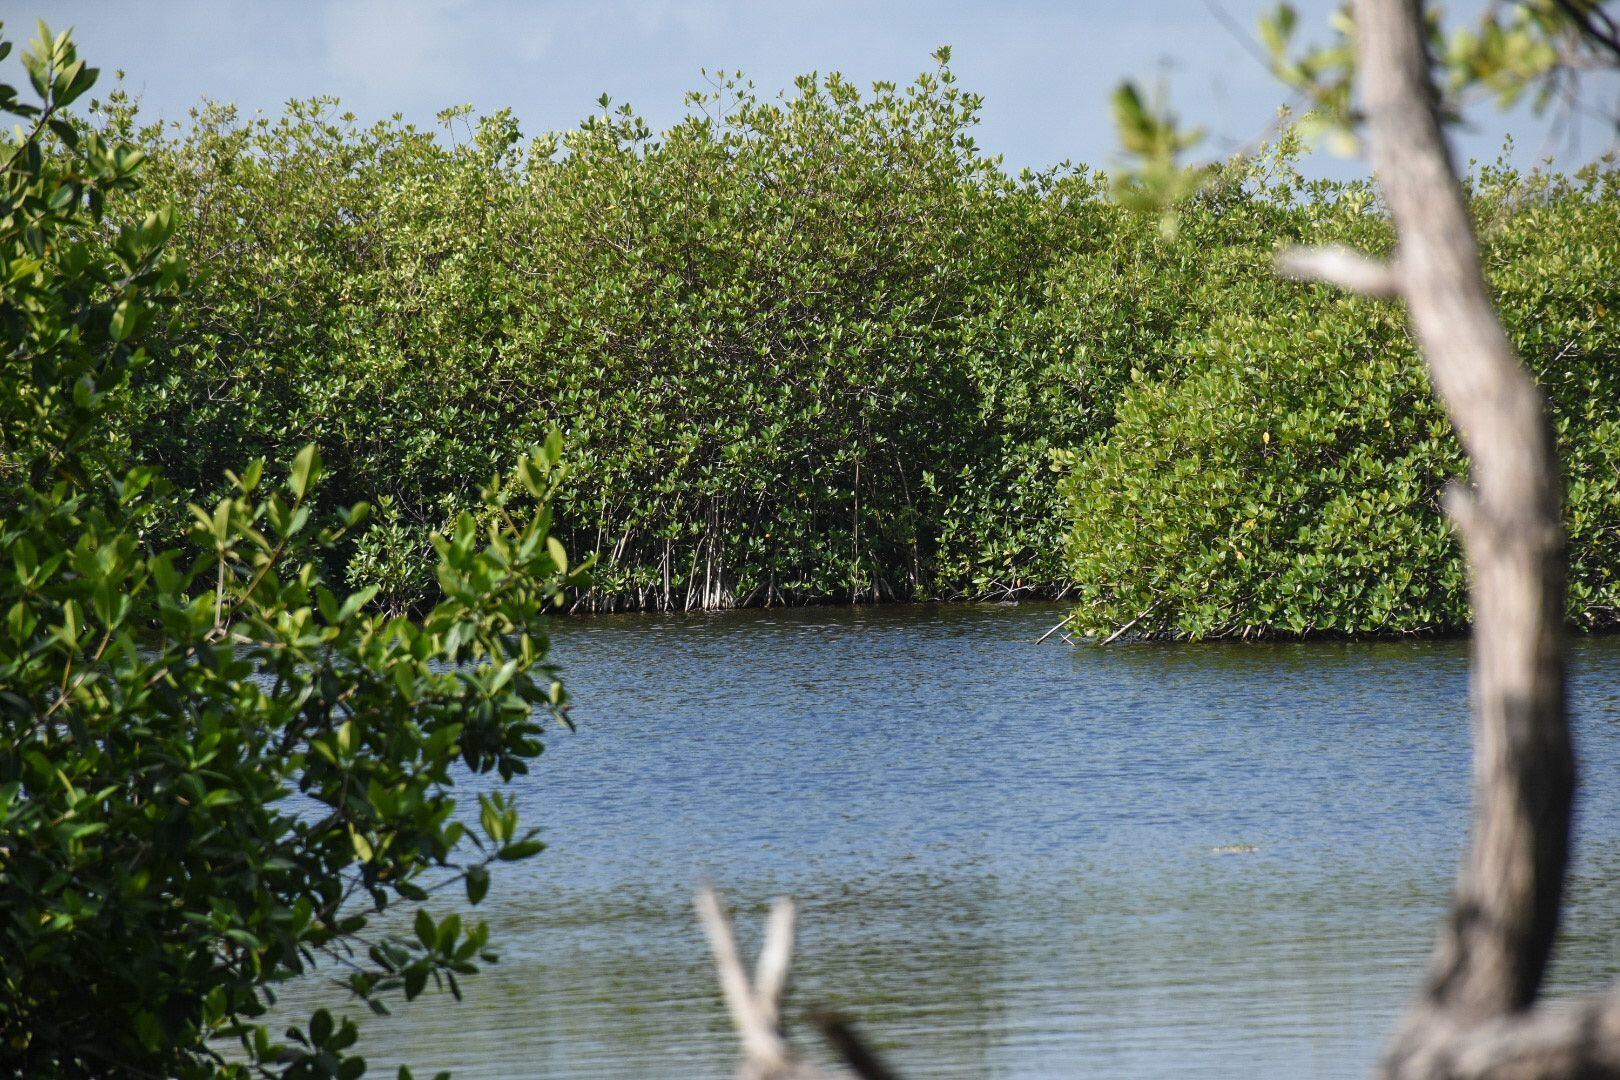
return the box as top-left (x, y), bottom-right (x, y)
top-left (8, 1), bottom-right (1618, 177)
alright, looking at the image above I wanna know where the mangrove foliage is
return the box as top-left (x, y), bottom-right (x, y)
top-left (78, 52), bottom-right (1620, 635)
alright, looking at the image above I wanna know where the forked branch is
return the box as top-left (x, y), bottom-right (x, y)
top-left (697, 886), bottom-right (806, 1078)
top-left (697, 886), bottom-right (896, 1080)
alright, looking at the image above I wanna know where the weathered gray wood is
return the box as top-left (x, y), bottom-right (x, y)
top-left (697, 886), bottom-right (817, 1079)
top-left (1277, 244), bottom-right (1401, 297)
top-left (1354, 0), bottom-right (1574, 1026)
top-left (698, 886), bottom-right (896, 1080)
top-left (1286, 1), bottom-right (1617, 1076)
top-left (1374, 990), bottom-right (1620, 1079)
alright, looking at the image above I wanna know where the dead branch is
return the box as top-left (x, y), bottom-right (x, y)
top-left (807, 1010), bottom-right (902, 1080)
top-left (1034, 611), bottom-right (1077, 644)
top-left (1277, 244), bottom-right (1403, 297)
top-left (697, 886), bottom-right (809, 1079)
top-left (697, 887), bottom-right (896, 1080)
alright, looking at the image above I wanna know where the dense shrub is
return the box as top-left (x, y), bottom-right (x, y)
top-left (82, 51), bottom-right (1620, 634)
top-left (98, 54), bottom-right (1307, 611)
top-left (1, 26), bottom-right (583, 1076)
top-left (1061, 161), bottom-right (1620, 639)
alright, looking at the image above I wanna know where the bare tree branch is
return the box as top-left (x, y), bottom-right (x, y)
top-left (755, 897), bottom-right (797, 1032)
top-left (697, 887), bottom-right (898, 1080)
top-left (1353, 0), bottom-right (1574, 1033)
top-left (1549, 0), bottom-right (1620, 65)
top-left (808, 1010), bottom-right (902, 1080)
top-left (697, 886), bottom-right (803, 1077)
top-left (1271, 1), bottom-right (1595, 1076)
top-left (1295, 1), bottom-right (1586, 1076)
top-left (1277, 244), bottom-right (1403, 297)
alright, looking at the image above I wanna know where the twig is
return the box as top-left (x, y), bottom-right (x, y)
top-left (1101, 600), bottom-right (1161, 645)
top-left (1552, 0), bottom-right (1620, 63)
top-left (807, 1010), bottom-right (901, 1080)
top-left (1277, 244), bottom-right (1402, 298)
top-left (1033, 612), bottom-right (1077, 644)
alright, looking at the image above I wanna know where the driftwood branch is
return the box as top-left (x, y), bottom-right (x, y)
top-left (697, 886), bottom-right (896, 1080)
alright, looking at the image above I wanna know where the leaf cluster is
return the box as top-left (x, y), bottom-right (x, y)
top-left (101, 58), bottom-right (1331, 611)
top-left (1061, 160), bottom-right (1620, 640)
top-left (1, 25), bottom-right (583, 1078)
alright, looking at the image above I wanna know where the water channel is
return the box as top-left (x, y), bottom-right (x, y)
top-left (291, 603), bottom-right (1620, 1078)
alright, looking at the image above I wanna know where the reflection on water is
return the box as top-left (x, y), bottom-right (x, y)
top-left (278, 604), bottom-right (1620, 1078)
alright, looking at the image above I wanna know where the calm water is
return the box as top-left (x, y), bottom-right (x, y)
top-left (286, 604), bottom-right (1620, 1078)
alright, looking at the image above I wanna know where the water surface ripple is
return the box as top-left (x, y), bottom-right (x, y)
top-left (291, 604), bottom-right (1620, 1078)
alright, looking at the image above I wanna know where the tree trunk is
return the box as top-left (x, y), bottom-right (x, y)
top-left (1285, 2), bottom-right (1620, 1077)
top-left (1356, 0), bottom-right (1573, 1023)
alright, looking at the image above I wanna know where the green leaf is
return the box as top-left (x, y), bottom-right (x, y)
top-left (108, 301), bottom-right (135, 343)
top-left (414, 908), bottom-right (435, 949)
top-left (465, 865), bottom-right (490, 905)
top-left (288, 443), bottom-right (321, 500)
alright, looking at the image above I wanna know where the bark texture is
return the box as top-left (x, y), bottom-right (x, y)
top-left (1355, 0), bottom-right (1573, 1022)
top-left (1292, 1), bottom-right (1619, 1076)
